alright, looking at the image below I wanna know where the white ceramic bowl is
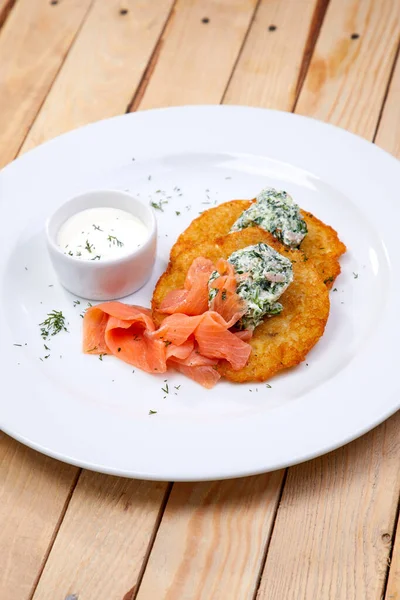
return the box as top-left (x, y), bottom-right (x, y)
top-left (46, 190), bottom-right (157, 300)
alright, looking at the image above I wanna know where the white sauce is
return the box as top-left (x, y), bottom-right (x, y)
top-left (57, 207), bottom-right (149, 261)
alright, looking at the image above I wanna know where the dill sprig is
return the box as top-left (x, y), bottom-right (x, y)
top-left (39, 310), bottom-right (68, 339)
top-left (107, 235), bottom-right (124, 247)
top-left (85, 240), bottom-right (94, 253)
top-left (150, 200), bottom-right (168, 212)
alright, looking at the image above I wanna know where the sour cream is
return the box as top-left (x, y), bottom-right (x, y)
top-left (57, 207), bottom-right (149, 261)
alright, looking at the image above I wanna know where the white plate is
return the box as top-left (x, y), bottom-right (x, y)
top-left (1, 106), bottom-right (399, 481)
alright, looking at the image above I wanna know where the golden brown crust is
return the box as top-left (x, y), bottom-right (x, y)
top-left (152, 228), bottom-right (330, 382)
top-left (168, 200), bottom-right (346, 288)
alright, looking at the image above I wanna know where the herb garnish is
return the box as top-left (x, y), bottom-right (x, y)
top-left (39, 310), bottom-right (68, 339)
top-left (149, 409), bottom-right (157, 415)
top-left (91, 255), bottom-right (101, 261)
top-left (324, 276), bottom-right (334, 284)
top-left (151, 200), bottom-right (168, 212)
top-left (161, 383), bottom-right (169, 394)
top-left (266, 383), bottom-right (272, 388)
top-left (107, 235), bottom-right (124, 247)
top-left (73, 300), bottom-right (81, 307)
top-left (85, 240), bottom-right (94, 253)
top-left (353, 272), bottom-right (359, 279)
top-left (92, 224), bottom-right (103, 231)
top-left (175, 211), bottom-right (181, 216)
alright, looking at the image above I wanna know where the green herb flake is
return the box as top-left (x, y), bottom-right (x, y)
top-left (13, 343), bottom-right (22, 347)
top-left (107, 235), bottom-right (124, 247)
top-left (85, 240), bottom-right (94, 253)
top-left (324, 276), bottom-right (334, 284)
top-left (353, 272), bottom-right (359, 279)
top-left (161, 383), bottom-right (169, 394)
top-left (92, 224), bottom-right (103, 231)
top-left (175, 211), bottom-right (181, 216)
top-left (151, 200), bottom-right (168, 212)
top-left (39, 310), bottom-right (68, 339)
top-left (266, 383), bottom-right (272, 388)
top-left (99, 354), bottom-right (104, 361)
top-left (149, 409), bottom-right (157, 415)
top-left (333, 288), bottom-right (337, 292)
top-left (73, 300), bottom-right (81, 307)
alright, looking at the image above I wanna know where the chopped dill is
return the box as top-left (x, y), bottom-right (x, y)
top-left (151, 200), bottom-right (168, 212)
top-left (39, 310), bottom-right (68, 339)
top-left (85, 240), bottom-right (94, 253)
top-left (107, 235), bottom-right (124, 247)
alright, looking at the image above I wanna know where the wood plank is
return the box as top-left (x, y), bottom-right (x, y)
top-left (0, 0), bottom-right (94, 169)
top-left (378, 52), bottom-right (400, 600)
top-left (137, 0), bottom-right (259, 110)
top-left (375, 50), bottom-right (400, 159)
top-left (0, 436), bottom-right (78, 599)
top-left (32, 472), bottom-right (168, 600)
top-left (129, 2), bottom-right (325, 599)
top-left (386, 515), bottom-right (400, 600)
top-left (0, 2), bottom-right (175, 599)
top-left (22, 0), bottom-right (175, 153)
top-left (255, 3), bottom-right (400, 596)
top-left (296, 0), bottom-right (400, 136)
top-left (0, 0), bottom-right (16, 29)
top-left (258, 414), bottom-right (400, 600)
top-left (136, 474), bottom-right (284, 600)
top-left (224, 0), bottom-right (329, 111)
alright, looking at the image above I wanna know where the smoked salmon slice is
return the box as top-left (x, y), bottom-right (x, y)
top-left (159, 257), bottom-right (215, 315)
top-left (82, 256), bottom-right (253, 387)
top-left (208, 259), bottom-right (247, 323)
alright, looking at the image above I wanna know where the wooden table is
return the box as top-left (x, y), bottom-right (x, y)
top-left (1, 1), bottom-right (399, 598)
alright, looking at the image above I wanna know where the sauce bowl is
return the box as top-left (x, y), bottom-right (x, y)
top-left (46, 190), bottom-right (157, 300)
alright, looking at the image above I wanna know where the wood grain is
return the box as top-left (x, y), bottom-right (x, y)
top-left (224, 0), bottom-right (328, 111)
top-left (296, 0), bottom-right (400, 136)
top-left (21, 0), bottom-right (175, 154)
top-left (136, 474), bottom-right (284, 600)
top-left (376, 48), bottom-right (400, 600)
top-left (0, 0), bottom-right (16, 28)
top-left (0, 1), bottom-right (175, 598)
top-left (386, 515), bottom-right (400, 600)
top-left (0, 0), bottom-right (94, 168)
top-left (258, 414), bottom-right (400, 600)
top-left (0, 436), bottom-right (78, 599)
top-left (375, 49), bottom-right (400, 159)
top-left (32, 472), bottom-right (168, 600)
top-left (255, 4), bottom-right (400, 595)
top-left (137, 0), bottom-right (259, 110)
